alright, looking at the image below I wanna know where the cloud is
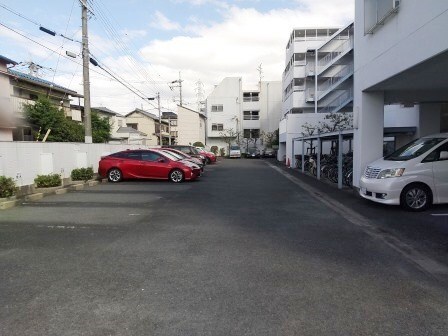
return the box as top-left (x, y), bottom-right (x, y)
top-left (150, 11), bottom-right (181, 31)
top-left (140, 1), bottom-right (354, 103)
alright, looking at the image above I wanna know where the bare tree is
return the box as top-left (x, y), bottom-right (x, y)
top-left (219, 128), bottom-right (241, 155)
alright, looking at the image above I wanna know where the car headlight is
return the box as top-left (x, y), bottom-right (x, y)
top-left (377, 168), bottom-right (405, 179)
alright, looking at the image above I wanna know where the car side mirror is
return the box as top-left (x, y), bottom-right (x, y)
top-left (157, 158), bottom-right (165, 163)
top-left (440, 151), bottom-right (448, 160)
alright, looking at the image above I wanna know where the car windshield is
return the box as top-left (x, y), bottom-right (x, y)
top-left (248, 148), bottom-right (257, 153)
top-left (230, 146), bottom-right (240, 151)
top-left (162, 150), bottom-right (183, 160)
top-left (158, 150), bottom-right (180, 161)
top-left (170, 150), bottom-right (188, 158)
top-left (384, 137), bottom-right (446, 161)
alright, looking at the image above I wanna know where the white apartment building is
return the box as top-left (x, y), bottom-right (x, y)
top-left (177, 105), bottom-right (206, 146)
top-left (279, 26), bottom-right (354, 165)
top-left (353, 0), bottom-right (448, 187)
top-left (205, 77), bottom-right (282, 153)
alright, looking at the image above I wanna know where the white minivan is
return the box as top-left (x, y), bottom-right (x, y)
top-left (359, 133), bottom-right (448, 211)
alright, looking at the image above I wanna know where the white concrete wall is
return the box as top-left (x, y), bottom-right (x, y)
top-left (0, 142), bottom-right (148, 186)
top-left (177, 106), bottom-right (205, 145)
top-left (353, 1), bottom-right (448, 186)
top-left (260, 82), bottom-right (282, 134)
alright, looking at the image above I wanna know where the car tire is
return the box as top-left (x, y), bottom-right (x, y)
top-left (169, 169), bottom-right (184, 183)
top-left (206, 157), bottom-right (211, 164)
top-left (108, 168), bottom-right (122, 183)
top-left (400, 183), bottom-right (432, 212)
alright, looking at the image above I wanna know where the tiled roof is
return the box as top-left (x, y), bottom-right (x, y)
top-left (92, 107), bottom-right (118, 116)
top-left (116, 126), bottom-right (147, 136)
top-left (0, 55), bottom-right (17, 65)
top-left (8, 69), bottom-right (83, 97)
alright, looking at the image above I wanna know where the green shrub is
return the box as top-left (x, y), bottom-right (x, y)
top-left (219, 148), bottom-right (226, 157)
top-left (0, 176), bottom-right (16, 198)
top-left (71, 167), bottom-right (94, 181)
top-left (34, 174), bottom-right (62, 188)
top-left (193, 141), bottom-right (204, 148)
top-left (210, 146), bottom-right (218, 155)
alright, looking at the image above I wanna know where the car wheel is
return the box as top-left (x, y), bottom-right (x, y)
top-left (400, 184), bottom-right (432, 212)
top-left (206, 157), bottom-right (211, 164)
top-left (108, 168), bottom-right (122, 183)
top-left (169, 169), bottom-right (184, 183)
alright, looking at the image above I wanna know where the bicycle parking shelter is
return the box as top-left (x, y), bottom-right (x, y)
top-left (292, 129), bottom-right (354, 189)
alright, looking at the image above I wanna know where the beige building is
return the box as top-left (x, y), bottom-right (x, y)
top-left (0, 55), bottom-right (17, 141)
top-left (125, 109), bottom-right (171, 146)
top-left (177, 105), bottom-right (206, 145)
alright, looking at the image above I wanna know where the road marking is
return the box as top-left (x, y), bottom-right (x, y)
top-left (431, 214), bottom-right (448, 216)
top-left (128, 213), bottom-right (141, 216)
top-left (266, 161), bottom-right (448, 280)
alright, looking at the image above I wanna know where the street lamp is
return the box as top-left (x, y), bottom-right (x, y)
top-left (147, 93), bottom-right (162, 146)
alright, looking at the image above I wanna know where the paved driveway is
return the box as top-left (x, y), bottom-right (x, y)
top-left (1, 159), bottom-right (448, 335)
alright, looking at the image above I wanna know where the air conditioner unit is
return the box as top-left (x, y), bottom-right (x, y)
top-left (393, 0), bottom-right (400, 9)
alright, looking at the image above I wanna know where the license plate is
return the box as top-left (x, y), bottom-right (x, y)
top-left (361, 187), bottom-right (367, 194)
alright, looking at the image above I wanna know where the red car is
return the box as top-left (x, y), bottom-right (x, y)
top-left (195, 147), bottom-right (217, 164)
top-left (160, 148), bottom-right (205, 172)
top-left (98, 149), bottom-right (201, 183)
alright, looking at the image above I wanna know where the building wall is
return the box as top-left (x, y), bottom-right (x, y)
top-left (0, 142), bottom-right (148, 186)
top-left (0, 61), bottom-right (13, 141)
top-left (206, 77), bottom-right (242, 149)
top-left (177, 106), bottom-right (205, 145)
top-left (125, 112), bottom-right (157, 146)
top-left (206, 77), bottom-right (282, 151)
top-left (353, 0), bottom-right (448, 186)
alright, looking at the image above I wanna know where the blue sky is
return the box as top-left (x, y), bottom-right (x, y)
top-left (0, 0), bottom-right (354, 113)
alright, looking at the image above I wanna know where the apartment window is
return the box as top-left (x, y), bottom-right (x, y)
top-left (294, 78), bottom-right (305, 91)
top-left (212, 123), bottom-right (224, 131)
top-left (243, 129), bottom-right (260, 139)
top-left (243, 111), bottom-right (259, 120)
top-left (211, 104), bottom-right (223, 112)
top-left (365, 0), bottom-right (400, 34)
top-left (243, 92), bottom-right (259, 102)
top-left (128, 123), bottom-right (138, 130)
top-left (294, 53), bottom-right (306, 66)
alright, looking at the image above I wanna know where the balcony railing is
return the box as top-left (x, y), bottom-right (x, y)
top-left (317, 37), bottom-right (354, 73)
top-left (317, 88), bottom-right (353, 114)
top-left (317, 63), bottom-right (354, 100)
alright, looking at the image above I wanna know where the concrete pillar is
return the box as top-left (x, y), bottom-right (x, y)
top-left (418, 103), bottom-right (441, 137)
top-left (353, 91), bottom-right (385, 188)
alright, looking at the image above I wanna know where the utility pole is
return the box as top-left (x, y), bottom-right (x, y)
top-left (157, 92), bottom-right (162, 146)
top-left (170, 72), bottom-right (184, 106)
top-left (257, 63), bottom-right (263, 91)
top-left (81, 0), bottom-right (92, 143)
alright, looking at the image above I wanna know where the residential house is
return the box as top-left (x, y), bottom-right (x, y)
top-left (92, 106), bottom-right (126, 140)
top-left (176, 105), bottom-right (206, 146)
top-left (7, 67), bottom-right (83, 141)
top-left (352, 0), bottom-right (448, 187)
top-left (205, 77), bottom-right (282, 153)
top-left (0, 55), bottom-right (17, 141)
top-left (125, 108), bottom-right (170, 146)
top-left (162, 111), bottom-right (178, 145)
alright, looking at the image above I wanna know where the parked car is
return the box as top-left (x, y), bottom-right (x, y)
top-left (229, 145), bottom-right (241, 158)
top-left (359, 133), bottom-right (448, 211)
top-left (247, 147), bottom-right (261, 159)
top-left (160, 148), bottom-right (204, 172)
top-left (162, 145), bottom-right (206, 164)
top-left (262, 148), bottom-right (276, 158)
top-left (195, 147), bottom-right (217, 164)
top-left (98, 149), bottom-right (201, 183)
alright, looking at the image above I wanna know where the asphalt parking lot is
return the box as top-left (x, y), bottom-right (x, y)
top-left (1, 158), bottom-right (448, 335)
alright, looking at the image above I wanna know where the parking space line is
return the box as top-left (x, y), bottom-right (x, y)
top-left (266, 161), bottom-right (448, 281)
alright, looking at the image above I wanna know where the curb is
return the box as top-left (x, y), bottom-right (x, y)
top-left (0, 179), bottom-right (101, 211)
